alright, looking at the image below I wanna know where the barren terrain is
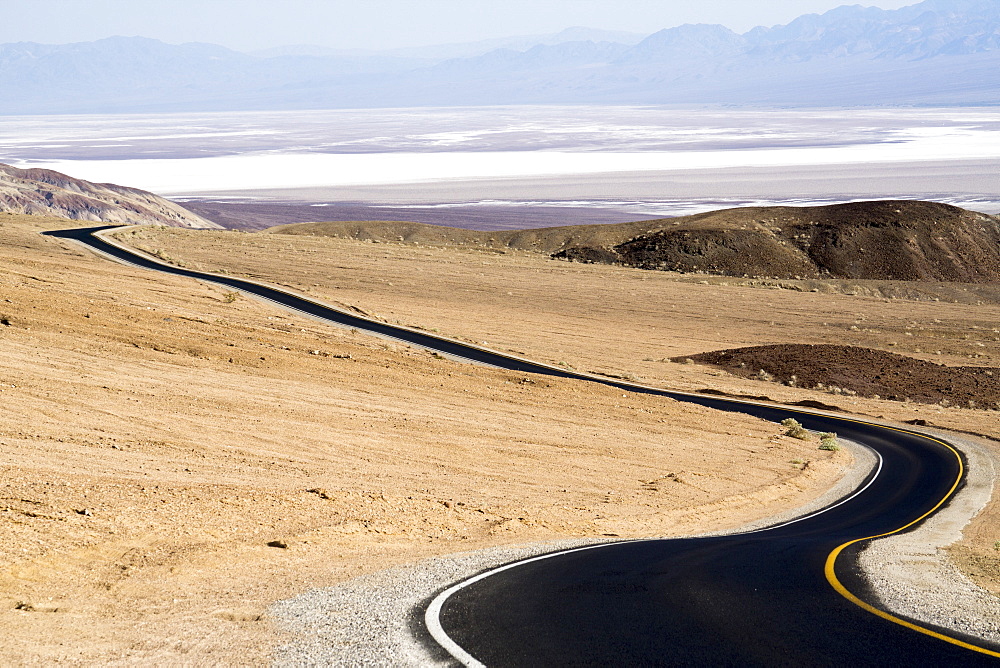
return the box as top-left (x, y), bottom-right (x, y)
top-left (0, 214), bottom-right (856, 663)
top-left (556, 200), bottom-right (1000, 283)
top-left (181, 199), bottom-right (658, 232)
top-left (123, 223), bottom-right (1000, 570)
top-left (119, 223), bottom-right (1000, 592)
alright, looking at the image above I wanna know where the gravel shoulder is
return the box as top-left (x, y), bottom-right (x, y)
top-left (859, 429), bottom-right (1000, 644)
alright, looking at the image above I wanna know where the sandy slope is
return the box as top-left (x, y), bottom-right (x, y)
top-left (122, 223), bottom-right (1000, 602)
top-left (0, 214), bottom-right (854, 663)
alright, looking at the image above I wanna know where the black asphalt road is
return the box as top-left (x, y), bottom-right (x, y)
top-left (434, 415), bottom-right (996, 666)
top-left (47, 226), bottom-right (1000, 666)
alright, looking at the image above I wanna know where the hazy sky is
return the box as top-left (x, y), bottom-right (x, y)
top-left (0, 0), bottom-right (919, 51)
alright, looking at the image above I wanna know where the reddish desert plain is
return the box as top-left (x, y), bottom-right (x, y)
top-left (2, 212), bottom-right (999, 663)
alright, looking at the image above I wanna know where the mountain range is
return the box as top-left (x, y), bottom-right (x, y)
top-left (1, 0), bottom-right (998, 113)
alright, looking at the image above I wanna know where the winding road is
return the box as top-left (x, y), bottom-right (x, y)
top-left (48, 225), bottom-right (1000, 665)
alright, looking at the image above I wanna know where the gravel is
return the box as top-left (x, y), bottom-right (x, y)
top-left (858, 429), bottom-right (1000, 644)
top-left (270, 426), bottom-right (999, 664)
top-left (269, 538), bottom-right (606, 666)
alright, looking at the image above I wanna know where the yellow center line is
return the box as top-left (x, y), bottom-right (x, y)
top-left (820, 419), bottom-right (1000, 657)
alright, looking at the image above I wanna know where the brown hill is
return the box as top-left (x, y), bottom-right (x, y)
top-left (683, 344), bottom-right (1000, 409)
top-left (269, 201), bottom-right (1000, 283)
top-left (0, 163), bottom-right (219, 228)
top-left (556, 201), bottom-right (1000, 283)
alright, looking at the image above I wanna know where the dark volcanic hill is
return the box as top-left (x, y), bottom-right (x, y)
top-left (683, 344), bottom-right (1000, 408)
top-left (553, 201), bottom-right (1000, 283)
top-left (0, 163), bottom-right (218, 228)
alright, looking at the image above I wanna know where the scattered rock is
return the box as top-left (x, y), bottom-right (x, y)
top-left (267, 540), bottom-right (289, 549)
top-left (216, 610), bottom-right (264, 623)
top-left (695, 388), bottom-right (771, 401)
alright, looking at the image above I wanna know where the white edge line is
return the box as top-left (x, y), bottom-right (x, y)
top-left (425, 447), bottom-right (885, 664)
top-left (744, 447), bottom-right (884, 534)
top-left (424, 542), bottom-right (648, 667)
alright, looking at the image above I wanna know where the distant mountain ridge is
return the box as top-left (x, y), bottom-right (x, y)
top-left (0, 163), bottom-right (218, 228)
top-left (1, 0), bottom-right (999, 112)
top-left (742, 0), bottom-right (1000, 60)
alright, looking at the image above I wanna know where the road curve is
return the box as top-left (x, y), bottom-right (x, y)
top-left (47, 225), bottom-right (1000, 665)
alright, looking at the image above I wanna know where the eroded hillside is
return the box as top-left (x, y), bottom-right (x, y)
top-left (0, 163), bottom-right (218, 228)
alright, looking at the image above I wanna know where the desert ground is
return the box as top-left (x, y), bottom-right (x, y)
top-left (116, 223), bottom-right (1000, 589)
top-left (1, 213), bottom-right (864, 663)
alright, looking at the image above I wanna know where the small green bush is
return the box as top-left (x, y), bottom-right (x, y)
top-left (781, 418), bottom-right (811, 440)
top-left (819, 432), bottom-right (840, 451)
